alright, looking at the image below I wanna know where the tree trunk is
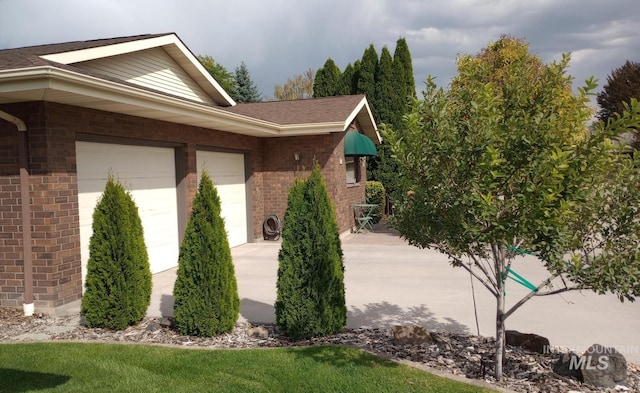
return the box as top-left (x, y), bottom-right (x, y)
top-left (493, 243), bottom-right (506, 380)
top-left (495, 287), bottom-right (506, 380)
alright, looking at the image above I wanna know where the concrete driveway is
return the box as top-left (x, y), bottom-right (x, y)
top-left (148, 227), bottom-right (640, 364)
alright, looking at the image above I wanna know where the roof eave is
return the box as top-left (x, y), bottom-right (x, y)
top-left (345, 96), bottom-right (381, 144)
top-left (39, 33), bottom-right (236, 107)
top-left (0, 67), bottom-right (365, 138)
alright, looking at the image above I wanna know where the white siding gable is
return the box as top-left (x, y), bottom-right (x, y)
top-left (75, 47), bottom-right (215, 105)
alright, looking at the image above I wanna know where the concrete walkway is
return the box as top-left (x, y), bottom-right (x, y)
top-left (148, 227), bottom-right (640, 364)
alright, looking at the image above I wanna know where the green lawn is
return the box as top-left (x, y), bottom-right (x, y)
top-left (0, 343), bottom-right (494, 392)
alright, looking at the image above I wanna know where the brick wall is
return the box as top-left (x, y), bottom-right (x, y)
top-left (0, 101), bottom-right (365, 311)
top-left (261, 132), bottom-right (366, 234)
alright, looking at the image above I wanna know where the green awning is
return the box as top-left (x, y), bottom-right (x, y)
top-left (344, 130), bottom-right (377, 156)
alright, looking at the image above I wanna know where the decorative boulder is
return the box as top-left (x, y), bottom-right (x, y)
top-left (391, 325), bottom-right (434, 346)
top-left (552, 352), bottom-right (583, 380)
top-left (505, 330), bottom-right (550, 354)
top-left (581, 344), bottom-right (627, 388)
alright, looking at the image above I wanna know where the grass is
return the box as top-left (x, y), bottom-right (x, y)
top-left (0, 343), bottom-right (495, 393)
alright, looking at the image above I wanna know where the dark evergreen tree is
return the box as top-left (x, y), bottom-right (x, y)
top-left (393, 37), bottom-right (416, 102)
top-left (81, 176), bottom-right (151, 330)
top-left (337, 63), bottom-right (356, 95)
top-left (313, 58), bottom-right (342, 97)
top-left (357, 45), bottom-right (379, 115)
top-left (597, 60), bottom-right (640, 149)
top-left (275, 164), bottom-right (346, 340)
top-left (173, 172), bottom-right (240, 337)
top-left (233, 61), bottom-right (262, 103)
top-left (375, 47), bottom-right (396, 125)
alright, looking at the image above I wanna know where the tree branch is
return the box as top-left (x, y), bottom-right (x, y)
top-left (534, 286), bottom-right (581, 296)
top-left (468, 253), bottom-right (497, 291)
top-left (456, 259), bottom-right (499, 298)
top-left (503, 273), bottom-right (560, 320)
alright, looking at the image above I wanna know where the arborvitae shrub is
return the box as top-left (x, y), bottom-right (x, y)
top-left (173, 171), bottom-right (239, 336)
top-left (365, 180), bottom-right (385, 223)
top-left (275, 164), bottom-right (347, 340)
top-left (81, 175), bottom-right (152, 330)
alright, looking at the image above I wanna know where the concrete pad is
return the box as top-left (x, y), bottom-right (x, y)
top-left (148, 230), bottom-right (640, 364)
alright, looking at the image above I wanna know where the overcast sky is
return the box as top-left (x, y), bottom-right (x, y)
top-left (1, 0), bottom-right (639, 104)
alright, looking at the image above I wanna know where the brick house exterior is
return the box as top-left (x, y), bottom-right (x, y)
top-left (0, 34), bottom-right (379, 314)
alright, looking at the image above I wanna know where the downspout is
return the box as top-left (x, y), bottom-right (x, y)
top-left (0, 110), bottom-right (33, 317)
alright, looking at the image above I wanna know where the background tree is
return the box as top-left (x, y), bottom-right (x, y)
top-left (375, 47), bottom-right (395, 125)
top-left (356, 44), bottom-right (379, 115)
top-left (597, 60), bottom-right (640, 149)
top-left (81, 176), bottom-right (151, 330)
top-left (393, 37), bottom-right (417, 104)
top-left (275, 164), bottom-right (347, 340)
top-left (338, 61), bottom-right (359, 96)
top-left (385, 36), bottom-right (640, 380)
top-left (198, 55), bottom-right (236, 97)
top-left (233, 61), bottom-right (262, 103)
top-left (274, 68), bottom-right (315, 100)
top-left (173, 172), bottom-right (240, 337)
top-left (313, 58), bottom-right (342, 98)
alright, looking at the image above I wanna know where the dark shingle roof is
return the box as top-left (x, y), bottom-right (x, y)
top-left (224, 95), bottom-right (367, 125)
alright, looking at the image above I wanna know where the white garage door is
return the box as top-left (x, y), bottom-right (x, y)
top-left (197, 151), bottom-right (248, 247)
top-left (76, 141), bottom-right (180, 280)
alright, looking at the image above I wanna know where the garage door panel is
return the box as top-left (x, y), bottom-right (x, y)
top-left (197, 151), bottom-right (248, 248)
top-left (76, 141), bottom-right (180, 280)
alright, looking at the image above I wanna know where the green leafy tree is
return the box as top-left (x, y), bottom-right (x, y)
top-left (385, 36), bottom-right (640, 380)
top-left (274, 68), bottom-right (315, 100)
top-left (173, 172), bottom-right (240, 337)
top-left (233, 61), bottom-right (262, 103)
top-left (198, 55), bottom-right (236, 97)
top-left (313, 58), bottom-right (342, 98)
top-left (597, 60), bottom-right (640, 149)
top-left (275, 164), bottom-right (347, 340)
top-left (81, 176), bottom-right (151, 330)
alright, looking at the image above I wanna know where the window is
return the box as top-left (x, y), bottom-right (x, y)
top-left (346, 156), bottom-right (359, 184)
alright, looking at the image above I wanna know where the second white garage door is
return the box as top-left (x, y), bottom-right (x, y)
top-left (197, 151), bottom-right (248, 248)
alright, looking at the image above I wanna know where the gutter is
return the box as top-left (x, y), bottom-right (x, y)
top-left (0, 110), bottom-right (33, 317)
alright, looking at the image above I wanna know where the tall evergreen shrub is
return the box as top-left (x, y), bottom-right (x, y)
top-left (275, 164), bottom-right (347, 340)
top-left (81, 175), bottom-right (151, 330)
top-left (173, 172), bottom-right (239, 336)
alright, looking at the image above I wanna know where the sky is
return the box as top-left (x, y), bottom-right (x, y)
top-left (1, 0), bottom-right (639, 105)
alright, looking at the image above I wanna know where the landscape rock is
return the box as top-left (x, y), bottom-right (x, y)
top-left (581, 344), bottom-right (627, 388)
top-left (145, 322), bottom-right (161, 332)
top-left (391, 325), bottom-right (434, 346)
top-left (506, 330), bottom-right (550, 354)
top-left (247, 326), bottom-right (269, 339)
top-left (552, 351), bottom-right (583, 380)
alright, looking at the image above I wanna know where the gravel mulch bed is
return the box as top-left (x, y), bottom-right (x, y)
top-left (1, 307), bottom-right (637, 393)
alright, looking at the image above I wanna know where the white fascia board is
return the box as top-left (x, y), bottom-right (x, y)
top-left (40, 35), bottom-right (180, 64)
top-left (344, 96), bottom-right (381, 143)
top-left (40, 34), bottom-right (236, 107)
top-left (0, 66), bottom-right (273, 134)
top-left (0, 67), bottom-right (367, 138)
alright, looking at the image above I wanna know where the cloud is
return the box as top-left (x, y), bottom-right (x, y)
top-left (1, 0), bottom-right (639, 99)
